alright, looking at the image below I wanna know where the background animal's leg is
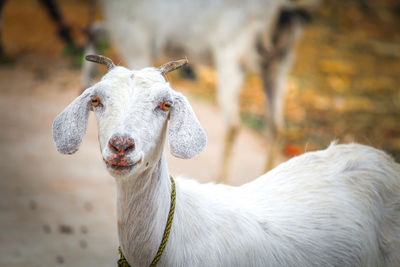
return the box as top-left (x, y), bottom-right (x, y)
top-left (260, 8), bottom-right (310, 171)
top-left (81, 22), bottom-right (108, 90)
top-left (215, 50), bottom-right (244, 183)
top-left (39, 0), bottom-right (79, 51)
top-left (81, 35), bottom-right (97, 90)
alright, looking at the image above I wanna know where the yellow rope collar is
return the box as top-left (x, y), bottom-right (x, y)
top-left (118, 176), bottom-right (176, 267)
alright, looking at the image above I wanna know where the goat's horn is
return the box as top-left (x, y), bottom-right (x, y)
top-left (159, 57), bottom-right (188, 76)
top-left (85, 54), bottom-right (115, 70)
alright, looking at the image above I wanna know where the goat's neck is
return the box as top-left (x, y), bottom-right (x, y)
top-left (115, 152), bottom-right (171, 266)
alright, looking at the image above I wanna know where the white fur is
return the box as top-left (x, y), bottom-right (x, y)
top-left (54, 66), bottom-right (400, 266)
top-left (129, 142), bottom-right (400, 266)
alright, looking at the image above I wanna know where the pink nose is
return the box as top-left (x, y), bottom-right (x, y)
top-left (108, 135), bottom-right (135, 154)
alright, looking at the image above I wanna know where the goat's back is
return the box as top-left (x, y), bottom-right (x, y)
top-left (172, 143), bottom-right (400, 266)
top-left (240, 143), bottom-right (400, 265)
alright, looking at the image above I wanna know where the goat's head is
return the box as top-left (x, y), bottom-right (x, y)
top-left (52, 55), bottom-right (206, 178)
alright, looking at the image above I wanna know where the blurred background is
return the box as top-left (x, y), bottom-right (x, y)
top-left (0, 0), bottom-right (399, 266)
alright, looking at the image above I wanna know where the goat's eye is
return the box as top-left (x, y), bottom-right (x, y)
top-left (160, 101), bottom-right (172, 111)
top-left (91, 96), bottom-right (101, 107)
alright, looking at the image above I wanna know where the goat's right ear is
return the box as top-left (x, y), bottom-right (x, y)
top-left (52, 90), bottom-right (91, 154)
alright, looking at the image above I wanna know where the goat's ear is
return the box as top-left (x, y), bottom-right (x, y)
top-left (52, 90), bottom-right (92, 154)
top-left (168, 92), bottom-right (207, 159)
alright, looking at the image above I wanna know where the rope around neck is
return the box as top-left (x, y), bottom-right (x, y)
top-left (118, 176), bottom-right (176, 267)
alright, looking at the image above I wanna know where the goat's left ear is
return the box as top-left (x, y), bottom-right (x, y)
top-left (52, 90), bottom-right (92, 154)
top-left (168, 92), bottom-right (207, 159)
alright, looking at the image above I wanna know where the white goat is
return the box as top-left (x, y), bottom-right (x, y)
top-left (87, 0), bottom-right (318, 181)
top-left (54, 56), bottom-right (400, 267)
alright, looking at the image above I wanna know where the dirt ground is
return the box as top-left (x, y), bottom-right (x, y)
top-left (0, 0), bottom-right (399, 266)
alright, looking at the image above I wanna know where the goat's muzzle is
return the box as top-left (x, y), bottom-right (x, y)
top-left (104, 134), bottom-right (140, 171)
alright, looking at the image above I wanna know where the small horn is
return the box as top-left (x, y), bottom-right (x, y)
top-left (85, 54), bottom-right (115, 70)
top-left (159, 57), bottom-right (188, 76)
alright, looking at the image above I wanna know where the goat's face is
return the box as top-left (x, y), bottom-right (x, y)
top-left (52, 65), bottom-right (206, 178)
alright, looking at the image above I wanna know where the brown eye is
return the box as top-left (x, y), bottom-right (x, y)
top-left (91, 96), bottom-right (100, 107)
top-left (161, 102), bottom-right (171, 111)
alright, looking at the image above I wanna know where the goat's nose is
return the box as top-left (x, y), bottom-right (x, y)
top-left (108, 134), bottom-right (135, 153)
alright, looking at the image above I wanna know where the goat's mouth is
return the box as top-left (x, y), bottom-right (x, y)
top-left (103, 157), bottom-right (142, 175)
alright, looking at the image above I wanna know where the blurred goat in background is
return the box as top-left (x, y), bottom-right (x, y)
top-left (83, 0), bottom-right (320, 182)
